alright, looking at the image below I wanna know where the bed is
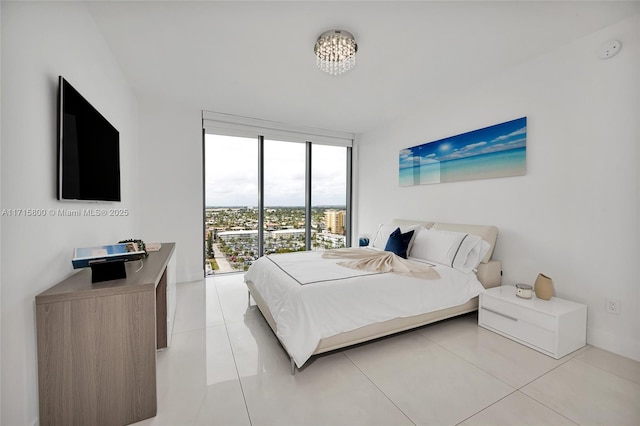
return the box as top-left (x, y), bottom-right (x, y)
top-left (244, 219), bottom-right (501, 373)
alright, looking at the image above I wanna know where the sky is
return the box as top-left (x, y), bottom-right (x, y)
top-left (399, 117), bottom-right (527, 170)
top-left (205, 134), bottom-right (347, 207)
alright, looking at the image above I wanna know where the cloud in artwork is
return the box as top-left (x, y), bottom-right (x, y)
top-left (461, 141), bottom-right (487, 151)
top-left (493, 127), bottom-right (526, 142)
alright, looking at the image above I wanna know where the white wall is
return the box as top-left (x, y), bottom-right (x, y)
top-left (137, 96), bottom-right (204, 283)
top-left (355, 15), bottom-right (639, 361)
top-left (0, 3), bottom-right (3, 422)
top-left (0, 2), bottom-right (139, 424)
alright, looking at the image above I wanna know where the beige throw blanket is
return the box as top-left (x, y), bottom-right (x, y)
top-left (322, 248), bottom-right (440, 280)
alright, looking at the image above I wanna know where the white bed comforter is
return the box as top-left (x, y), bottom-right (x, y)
top-left (244, 249), bottom-right (485, 367)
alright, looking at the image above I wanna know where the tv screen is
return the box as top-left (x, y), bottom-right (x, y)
top-left (58, 76), bottom-right (121, 202)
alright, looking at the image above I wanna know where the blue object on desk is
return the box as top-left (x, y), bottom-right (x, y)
top-left (358, 237), bottom-right (370, 247)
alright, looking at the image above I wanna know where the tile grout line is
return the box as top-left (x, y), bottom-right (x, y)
top-left (516, 349), bottom-right (587, 389)
top-left (416, 327), bottom-right (517, 390)
top-left (453, 389), bottom-right (519, 426)
top-left (419, 319), bottom-right (591, 390)
top-left (416, 322), bottom-right (581, 425)
top-left (212, 276), bottom-right (255, 426)
top-left (516, 347), bottom-right (639, 426)
top-left (510, 344), bottom-right (593, 419)
top-left (515, 392), bottom-right (580, 426)
top-left (413, 329), bottom-right (524, 425)
top-left (340, 324), bottom-right (521, 426)
top-left (572, 350), bottom-right (640, 387)
top-left (341, 351), bottom-right (417, 426)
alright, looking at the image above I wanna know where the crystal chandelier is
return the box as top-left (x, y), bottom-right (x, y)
top-left (314, 30), bottom-right (358, 75)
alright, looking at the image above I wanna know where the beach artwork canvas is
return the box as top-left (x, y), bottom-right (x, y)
top-left (399, 117), bottom-right (527, 186)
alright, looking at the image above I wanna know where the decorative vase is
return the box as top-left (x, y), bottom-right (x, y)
top-left (534, 273), bottom-right (553, 300)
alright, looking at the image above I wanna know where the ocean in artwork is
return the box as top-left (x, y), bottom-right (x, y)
top-left (399, 117), bottom-right (527, 186)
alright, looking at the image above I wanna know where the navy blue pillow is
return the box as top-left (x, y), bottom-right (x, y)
top-left (384, 227), bottom-right (414, 259)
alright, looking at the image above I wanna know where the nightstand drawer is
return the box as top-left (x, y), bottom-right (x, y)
top-left (481, 307), bottom-right (556, 353)
top-left (482, 295), bottom-right (556, 331)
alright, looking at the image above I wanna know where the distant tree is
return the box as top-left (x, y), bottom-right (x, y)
top-left (206, 233), bottom-right (214, 259)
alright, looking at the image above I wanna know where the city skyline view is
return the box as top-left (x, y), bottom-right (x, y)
top-left (205, 206), bottom-right (347, 273)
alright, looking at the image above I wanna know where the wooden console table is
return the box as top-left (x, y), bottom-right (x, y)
top-left (36, 243), bottom-right (176, 426)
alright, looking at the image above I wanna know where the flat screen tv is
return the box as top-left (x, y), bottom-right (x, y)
top-left (58, 76), bottom-right (121, 202)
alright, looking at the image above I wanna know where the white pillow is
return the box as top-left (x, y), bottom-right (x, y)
top-left (409, 228), bottom-right (490, 273)
top-left (372, 223), bottom-right (420, 251)
top-left (460, 237), bottom-right (491, 272)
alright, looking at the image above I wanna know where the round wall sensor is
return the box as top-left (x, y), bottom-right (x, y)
top-left (598, 40), bottom-right (622, 59)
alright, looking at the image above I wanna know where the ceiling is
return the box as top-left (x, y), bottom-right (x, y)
top-left (86, 1), bottom-right (638, 134)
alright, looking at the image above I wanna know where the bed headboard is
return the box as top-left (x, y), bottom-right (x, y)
top-left (392, 219), bottom-right (501, 288)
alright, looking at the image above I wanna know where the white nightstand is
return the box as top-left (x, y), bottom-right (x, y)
top-left (479, 285), bottom-right (587, 359)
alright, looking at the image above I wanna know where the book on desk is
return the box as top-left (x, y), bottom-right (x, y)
top-left (72, 242), bottom-right (145, 269)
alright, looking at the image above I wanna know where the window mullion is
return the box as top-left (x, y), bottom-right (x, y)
top-left (305, 142), bottom-right (312, 251)
top-left (346, 146), bottom-right (353, 248)
top-left (258, 135), bottom-right (265, 256)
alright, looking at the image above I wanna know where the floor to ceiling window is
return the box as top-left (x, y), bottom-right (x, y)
top-left (204, 134), bottom-right (258, 274)
top-left (312, 144), bottom-right (347, 250)
top-left (203, 112), bottom-right (353, 276)
top-left (263, 139), bottom-right (306, 255)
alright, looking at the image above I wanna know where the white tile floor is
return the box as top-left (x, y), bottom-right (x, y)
top-left (135, 274), bottom-right (640, 426)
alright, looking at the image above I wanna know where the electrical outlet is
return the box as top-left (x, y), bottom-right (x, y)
top-left (606, 298), bottom-right (621, 315)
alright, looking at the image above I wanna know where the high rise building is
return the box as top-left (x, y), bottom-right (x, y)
top-left (324, 209), bottom-right (346, 235)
